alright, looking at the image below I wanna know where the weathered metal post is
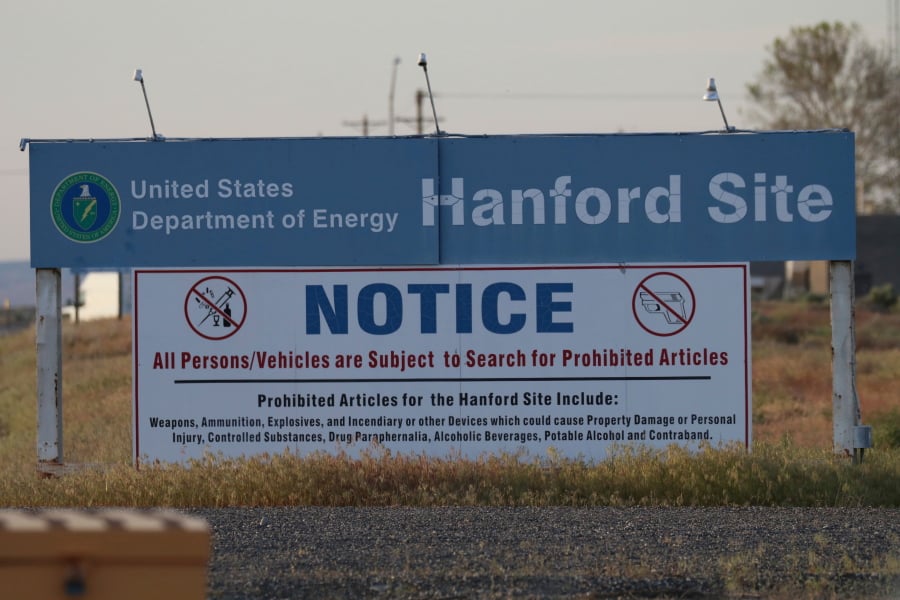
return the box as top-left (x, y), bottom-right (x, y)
top-left (118, 270), bottom-right (124, 320)
top-left (36, 268), bottom-right (63, 469)
top-left (830, 260), bottom-right (871, 461)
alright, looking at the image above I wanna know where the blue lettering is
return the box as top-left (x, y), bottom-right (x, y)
top-left (304, 280), bottom-right (571, 335)
top-left (456, 283), bottom-right (473, 333)
top-left (306, 285), bottom-right (348, 334)
top-left (536, 282), bottom-right (574, 332)
top-left (407, 283), bottom-right (449, 334)
top-left (482, 282), bottom-right (526, 334)
top-left (358, 283), bottom-right (402, 335)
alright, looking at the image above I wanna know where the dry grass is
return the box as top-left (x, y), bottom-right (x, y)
top-left (752, 300), bottom-right (900, 448)
top-left (1, 443), bottom-right (899, 508)
top-left (1, 301), bottom-right (899, 508)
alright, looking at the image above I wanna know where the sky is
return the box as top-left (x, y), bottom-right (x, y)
top-left (0, 0), bottom-right (888, 262)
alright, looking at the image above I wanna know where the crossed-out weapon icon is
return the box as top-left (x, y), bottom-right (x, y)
top-left (196, 286), bottom-right (236, 327)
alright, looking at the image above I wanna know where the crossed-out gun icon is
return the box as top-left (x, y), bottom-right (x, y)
top-left (640, 291), bottom-right (687, 324)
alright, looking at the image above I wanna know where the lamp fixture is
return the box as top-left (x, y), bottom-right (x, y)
top-left (702, 77), bottom-right (733, 132)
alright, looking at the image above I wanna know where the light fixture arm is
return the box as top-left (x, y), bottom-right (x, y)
top-left (133, 69), bottom-right (159, 140)
top-left (417, 53), bottom-right (442, 136)
top-left (715, 97), bottom-right (732, 132)
top-left (139, 79), bottom-right (158, 140)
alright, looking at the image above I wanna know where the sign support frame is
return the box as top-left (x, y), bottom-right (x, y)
top-left (26, 132), bottom-right (863, 468)
top-left (42, 263), bottom-right (865, 464)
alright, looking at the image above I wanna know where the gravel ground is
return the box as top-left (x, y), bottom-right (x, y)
top-left (189, 507), bottom-right (900, 599)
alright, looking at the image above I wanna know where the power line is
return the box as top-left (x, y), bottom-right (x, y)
top-left (434, 91), bottom-right (702, 101)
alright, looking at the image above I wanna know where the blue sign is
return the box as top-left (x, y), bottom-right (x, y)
top-left (30, 138), bottom-right (439, 268)
top-left (433, 132), bottom-right (855, 263)
top-left (29, 131), bottom-right (854, 268)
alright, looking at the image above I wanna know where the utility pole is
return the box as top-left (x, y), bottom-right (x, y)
top-left (393, 90), bottom-right (439, 135)
top-left (342, 114), bottom-right (386, 137)
top-left (416, 88), bottom-right (424, 135)
top-left (344, 89), bottom-right (442, 137)
top-left (389, 57), bottom-right (401, 135)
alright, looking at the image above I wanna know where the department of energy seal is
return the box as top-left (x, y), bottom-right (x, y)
top-left (50, 172), bottom-right (121, 243)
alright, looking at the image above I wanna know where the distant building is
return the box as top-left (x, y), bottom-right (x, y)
top-left (62, 271), bottom-right (131, 322)
top-left (785, 215), bottom-right (900, 297)
top-left (750, 262), bottom-right (785, 299)
top-left (855, 215), bottom-right (900, 295)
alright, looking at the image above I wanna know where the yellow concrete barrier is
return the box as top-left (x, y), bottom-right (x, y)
top-left (0, 509), bottom-right (209, 599)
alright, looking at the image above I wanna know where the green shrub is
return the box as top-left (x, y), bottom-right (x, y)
top-left (803, 292), bottom-right (828, 305)
top-left (865, 283), bottom-right (897, 311)
top-left (873, 409), bottom-right (900, 449)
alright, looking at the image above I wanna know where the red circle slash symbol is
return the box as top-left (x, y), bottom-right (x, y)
top-left (632, 272), bottom-right (695, 337)
top-left (184, 276), bottom-right (247, 340)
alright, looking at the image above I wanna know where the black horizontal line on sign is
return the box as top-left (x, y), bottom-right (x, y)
top-left (173, 376), bottom-right (711, 384)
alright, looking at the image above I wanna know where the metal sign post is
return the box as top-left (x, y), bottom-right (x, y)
top-left (35, 268), bottom-right (63, 471)
top-left (830, 260), bottom-right (872, 460)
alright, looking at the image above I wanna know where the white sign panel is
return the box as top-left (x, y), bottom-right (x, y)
top-left (133, 265), bottom-right (750, 464)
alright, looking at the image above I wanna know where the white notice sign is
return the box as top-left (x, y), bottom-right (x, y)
top-left (133, 265), bottom-right (751, 464)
